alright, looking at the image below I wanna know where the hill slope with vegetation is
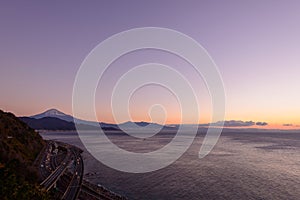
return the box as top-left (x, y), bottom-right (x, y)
top-left (0, 110), bottom-right (49, 199)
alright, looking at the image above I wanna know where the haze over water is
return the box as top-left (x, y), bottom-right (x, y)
top-left (41, 130), bottom-right (300, 199)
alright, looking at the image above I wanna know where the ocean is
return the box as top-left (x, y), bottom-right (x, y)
top-left (41, 130), bottom-right (300, 199)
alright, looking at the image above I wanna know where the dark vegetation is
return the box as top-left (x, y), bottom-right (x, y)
top-left (0, 110), bottom-right (50, 199)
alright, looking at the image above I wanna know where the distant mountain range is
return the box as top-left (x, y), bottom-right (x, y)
top-left (20, 108), bottom-right (173, 131)
top-left (30, 108), bottom-right (109, 127)
top-left (118, 121), bottom-right (168, 130)
top-left (20, 116), bottom-right (120, 131)
top-left (17, 109), bottom-right (296, 132)
top-left (20, 109), bottom-right (118, 131)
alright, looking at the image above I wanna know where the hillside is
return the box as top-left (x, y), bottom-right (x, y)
top-left (0, 110), bottom-right (49, 199)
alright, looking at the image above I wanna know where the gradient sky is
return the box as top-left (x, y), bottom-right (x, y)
top-left (1, 1), bottom-right (300, 128)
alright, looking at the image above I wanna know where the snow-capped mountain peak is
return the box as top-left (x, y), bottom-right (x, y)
top-left (31, 108), bottom-right (74, 122)
top-left (42, 109), bottom-right (66, 116)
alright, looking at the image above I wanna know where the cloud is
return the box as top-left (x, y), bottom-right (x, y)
top-left (199, 120), bottom-right (269, 127)
top-left (206, 120), bottom-right (255, 127)
top-left (283, 124), bottom-right (293, 126)
top-left (256, 122), bottom-right (268, 126)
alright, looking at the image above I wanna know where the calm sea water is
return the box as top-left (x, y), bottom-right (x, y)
top-left (41, 130), bottom-right (300, 200)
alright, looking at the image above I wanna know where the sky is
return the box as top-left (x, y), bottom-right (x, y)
top-left (0, 1), bottom-right (300, 128)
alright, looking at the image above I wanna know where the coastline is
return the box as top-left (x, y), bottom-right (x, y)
top-left (38, 138), bottom-right (127, 200)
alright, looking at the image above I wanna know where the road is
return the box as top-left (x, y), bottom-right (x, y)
top-left (38, 140), bottom-right (126, 200)
top-left (39, 141), bottom-right (83, 198)
top-left (61, 147), bottom-right (84, 200)
top-left (40, 142), bottom-right (71, 191)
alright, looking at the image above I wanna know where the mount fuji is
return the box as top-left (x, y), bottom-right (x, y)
top-left (25, 108), bottom-right (118, 129)
top-left (31, 108), bottom-right (74, 122)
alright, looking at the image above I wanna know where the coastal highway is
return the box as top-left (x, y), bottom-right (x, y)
top-left (39, 141), bottom-right (83, 197)
top-left (40, 146), bottom-right (71, 191)
top-left (80, 184), bottom-right (116, 200)
top-left (39, 140), bottom-right (126, 200)
top-left (61, 147), bottom-right (84, 200)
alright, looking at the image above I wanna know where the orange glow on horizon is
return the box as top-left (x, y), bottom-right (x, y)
top-left (5, 106), bottom-right (299, 130)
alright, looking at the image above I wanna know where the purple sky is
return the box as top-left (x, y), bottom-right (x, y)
top-left (1, 1), bottom-right (300, 127)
